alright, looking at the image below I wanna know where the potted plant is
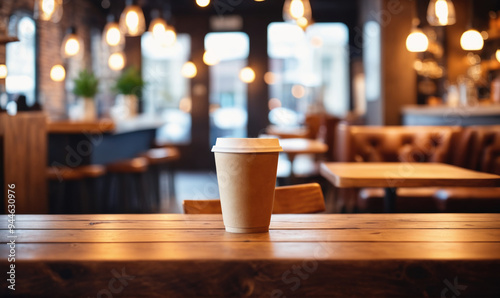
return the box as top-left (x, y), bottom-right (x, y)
top-left (73, 69), bottom-right (99, 120)
top-left (114, 67), bottom-right (144, 118)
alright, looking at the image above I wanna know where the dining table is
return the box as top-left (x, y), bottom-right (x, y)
top-left (1, 213), bottom-right (499, 297)
top-left (279, 138), bottom-right (328, 179)
top-left (320, 162), bottom-right (500, 213)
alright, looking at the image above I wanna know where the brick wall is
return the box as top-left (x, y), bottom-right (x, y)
top-left (1, 0), bottom-right (105, 117)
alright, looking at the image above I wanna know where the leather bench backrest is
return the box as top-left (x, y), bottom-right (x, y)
top-left (456, 126), bottom-right (500, 174)
top-left (336, 125), bottom-right (461, 163)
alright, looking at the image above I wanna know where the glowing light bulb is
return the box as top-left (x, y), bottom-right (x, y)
top-left (239, 67), bottom-right (255, 83)
top-left (435, 0), bottom-right (448, 25)
top-left (126, 11), bottom-right (139, 31)
top-left (36, 0), bottom-right (63, 23)
top-left (427, 0), bottom-right (455, 26)
top-left (119, 4), bottom-right (145, 36)
top-left (50, 64), bottom-right (66, 82)
top-left (290, 0), bottom-right (305, 19)
top-left (65, 37), bottom-right (80, 56)
top-left (108, 52), bottom-right (125, 71)
top-left (106, 26), bottom-right (121, 46)
top-left (203, 51), bottom-right (219, 66)
top-left (182, 61), bottom-right (197, 79)
top-left (406, 30), bottom-right (429, 52)
top-left (0, 64), bottom-right (7, 79)
top-left (196, 0), bottom-right (210, 7)
top-left (496, 49), bottom-right (500, 63)
top-left (42, 0), bottom-right (55, 17)
top-left (460, 29), bottom-right (484, 51)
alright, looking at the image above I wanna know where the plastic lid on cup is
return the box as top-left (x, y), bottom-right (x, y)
top-left (212, 138), bottom-right (283, 153)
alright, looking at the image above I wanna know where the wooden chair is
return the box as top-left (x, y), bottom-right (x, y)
top-left (183, 183), bottom-right (325, 214)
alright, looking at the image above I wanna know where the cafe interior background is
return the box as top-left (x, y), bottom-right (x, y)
top-left (1, 0), bottom-right (500, 214)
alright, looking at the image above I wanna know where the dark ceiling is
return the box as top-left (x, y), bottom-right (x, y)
top-left (90, 0), bottom-right (359, 25)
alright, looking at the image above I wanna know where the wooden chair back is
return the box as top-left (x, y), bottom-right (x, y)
top-left (183, 183), bottom-right (325, 214)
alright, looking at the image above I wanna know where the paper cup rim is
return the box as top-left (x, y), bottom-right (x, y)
top-left (212, 138), bottom-right (283, 153)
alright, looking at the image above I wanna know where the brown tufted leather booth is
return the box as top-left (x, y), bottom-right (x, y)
top-left (335, 124), bottom-right (500, 213)
top-left (434, 125), bottom-right (500, 212)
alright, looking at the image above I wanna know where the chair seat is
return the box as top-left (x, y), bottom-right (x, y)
top-left (106, 157), bottom-right (148, 173)
top-left (358, 187), bottom-right (440, 213)
top-left (434, 187), bottom-right (500, 212)
top-left (140, 147), bottom-right (180, 165)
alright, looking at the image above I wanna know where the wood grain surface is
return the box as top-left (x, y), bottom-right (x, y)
top-left (1, 112), bottom-right (47, 213)
top-left (320, 162), bottom-right (500, 188)
top-left (0, 214), bottom-right (499, 297)
top-left (46, 119), bottom-right (115, 134)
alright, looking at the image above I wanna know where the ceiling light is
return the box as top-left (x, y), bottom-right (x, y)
top-left (119, 0), bottom-right (146, 36)
top-left (460, 29), bottom-right (484, 51)
top-left (427, 0), bottom-right (456, 26)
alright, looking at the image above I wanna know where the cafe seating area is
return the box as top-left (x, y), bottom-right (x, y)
top-left (1, 0), bottom-right (500, 296)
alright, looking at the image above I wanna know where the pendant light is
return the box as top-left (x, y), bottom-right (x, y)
top-left (460, 30), bottom-right (484, 51)
top-left (148, 10), bottom-right (176, 47)
top-left (119, 0), bottom-right (146, 36)
top-left (102, 15), bottom-right (124, 50)
top-left (61, 27), bottom-right (84, 59)
top-left (34, 0), bottom-right (63, 23)
top-left (426, 0), bottom-right (456, 26)
top-left (283, 0), bottom-right (312, 27)
top-left (406, 19), bottom-right (429, 53)
top-left (460, 0), bottom-right (483, 51)
top-left (50, 64), bottom-right (66, 82)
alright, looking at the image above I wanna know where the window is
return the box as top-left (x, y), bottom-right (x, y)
top-left (267, 22), bottom-right (349, 126)
top-left (141, 32), bottom-right (192, 144)
top-left (6, 14), bottom-right (36, 106)
top-left (205, 32), bottom-right (249, 145)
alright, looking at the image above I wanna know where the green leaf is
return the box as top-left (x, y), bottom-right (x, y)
top-left (114, 67), bottom-right (145, 96)
top-left (73, 69), bottom-right (99, 98)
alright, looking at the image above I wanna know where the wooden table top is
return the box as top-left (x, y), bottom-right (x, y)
top-left (279, 138), bottom-right (328, 154)
top-left (320, 162), bottom-right (500, 188)
top-left (2, 213), bottom-right (500, 296)
top-left (266, 125), bottom-right (310, 139)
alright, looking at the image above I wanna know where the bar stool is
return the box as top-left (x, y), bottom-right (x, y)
top-left (140, 147), bottom-right (180, 212)
top-left (47, 165), bottom-right (106, 214)
top-left (105, 157), bottom-right (151, 213)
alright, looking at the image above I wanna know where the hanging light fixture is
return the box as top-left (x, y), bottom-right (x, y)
top-left (108, 52), bottom-right (126, 71)
top-left (61, 27), bottom-right (84, 59)
top-left (102, 15), bottom-right (124, 50)
top-left (119, 0), bottom-right (146, 36)
top-left (0, 64), bottom-right (7, 79)
top-left (149, 15), bottom-right (177, 47)
top-left (426, 0), bottom-right (456, 26)
top-left (283, 0), bottom-right (312, 27)
top-left (181, 61), bottom-right (197, 79)
top-left (34, 0), bottom-right (63, 23)
top-left (459, 0), bottom-right (483, 51)
top-left (196, 0), bottom-right (210, 7)
top-left (460, 29), bottom-right (484, 51)
top-left (50, 64), bottom-right (66, 82)
top-left (406, 19), bottom-right (429, 53)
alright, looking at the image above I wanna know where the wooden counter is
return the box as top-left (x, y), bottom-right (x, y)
top-left (47, 116), bottom-right (166, 135)
top-left (47, 116), bottom-right (166, 166)
top-left (1, 213), bottom-right (499, 297)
